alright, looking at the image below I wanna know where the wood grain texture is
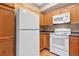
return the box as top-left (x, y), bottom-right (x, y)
top-left (40, 32), bottom-right (50, 50)
top-left (40, 14), bottom-right (45, 26)
top-left (0, 3), bottom-right (15, 56)
top-left (0, 39), bottom-right (16, 56)
top-left (0, 4), bottom-right (15, 12)
top-left (3, 3), bottom-right (14, 8)
top-left (45, 32), bottom-right (50, 49)
top-left (70, 4), bottom-right (79, 24)
top-left (0, 6), bottom-right (15, 37)
top-left (40, 32), bottom-right (46, 50)
top-left (69, 36), bottom-right (79, 56)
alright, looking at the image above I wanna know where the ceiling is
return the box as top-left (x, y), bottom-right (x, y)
top-left (26, 3), bottom-right (75, 13)
top-left (34, 3), bottom-right (47, 7)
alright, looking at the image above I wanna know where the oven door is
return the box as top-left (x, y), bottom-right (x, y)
top-left (50, 34), bottom-right (69, 51)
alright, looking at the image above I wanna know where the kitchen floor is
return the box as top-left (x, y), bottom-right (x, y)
top-left (40, 49), bottom-right (57, 56)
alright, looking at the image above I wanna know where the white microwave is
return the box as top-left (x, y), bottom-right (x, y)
top-left (53, 12), bottom-right (70, 24)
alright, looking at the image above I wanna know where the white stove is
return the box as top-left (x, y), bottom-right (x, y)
top-left (50, 28), bottom-right (71, 56)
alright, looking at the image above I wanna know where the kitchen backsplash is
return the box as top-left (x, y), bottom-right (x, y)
top-left (40, 25), bottom-right (54, 31)
top-left (71, 23), bottom-right (79, 32)
top-left (40, 23), bottom-right (79, 33)
top-left (53, 23), bottom-right (70, 29)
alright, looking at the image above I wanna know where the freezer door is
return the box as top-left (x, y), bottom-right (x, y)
top-left (17, 9), bottom-right (39, 29)
top-left (16, 30), bottom-right (39, 56)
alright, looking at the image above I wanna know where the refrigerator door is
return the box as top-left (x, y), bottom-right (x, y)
top-left (16, 30), bottom-right (39, 56)
top-left (17, 9), bottom-right (39, 29)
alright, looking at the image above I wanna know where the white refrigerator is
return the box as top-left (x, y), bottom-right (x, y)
top-left (16, 9), bottom-right (39, 56)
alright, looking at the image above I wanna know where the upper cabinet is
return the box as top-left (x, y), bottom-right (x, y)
top-left (40, 4), bottom-right (79, 26)
top-left (40, 13), bottom-right (45, 26)
top-left (40, 13), bottom-right (53, 26)
top-left (4, 3), bottom-right (15, 8)
top-left (60, 7), bottom-right (70, 13)
top-left (71, 4), bottom-right (79, 24)
top-left (44, 13), bottom-right (53, 26)
top-left (52, 7), bottom-right (70, 15)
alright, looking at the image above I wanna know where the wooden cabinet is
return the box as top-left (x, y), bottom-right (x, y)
top-left (70, 4), bottom-right (79, 24)
top-left (60, 7), bottom-right (70, 13)
top-left (0, 4), bottom-right (15, 37)
top-left (4, 3), bottom-right (15, 8)
top-left (0, 39), bottom-right (16, 56)
top-left (0, 3), bottom-right (15, 56)
top-left (44, 13), bottom-right (53, 26)
top-left (40, 14), bottom-right (45, 26)
top-left (40, 32), bottom-right (50, 50)
top-left (0, 8), bottom-right (15, 37)
top-left (69, 36), bottom-right (79, 56)
top-left (45, 32), bottom-right (50, 49)
top-left (40, 32), bottom-right (46, 50)
top-left (40, 13), bottom-right (53, 26)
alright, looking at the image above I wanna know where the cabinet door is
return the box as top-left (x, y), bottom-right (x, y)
top-left (40, 13), bottom-right (53, 26)
top-left (71, 4), bottom-right (79, 24)
top-left (0, 7), bottom-right (15, 37)
top-left (40, 14), bottom-right (45, 26)
top-left (60, 7), bottom-right (70, 13)
top-left (45, 32), bottom-right (50, 49)
top-left (3, 39), bottom-right (16, 56)
top-left (40, 33), bottom-right (45, 50)
top-left (70, 36), bottom-right (79, 56)
top-left (44, 13), bottom-right (53, 26)
top-left (40, 32), bottom-right (50, 50)
top-left (0, 41), bottom-right (5, 56)
top-left (0, 39), bottom-right (16, 56)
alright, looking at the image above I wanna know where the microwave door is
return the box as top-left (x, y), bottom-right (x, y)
top-left (53, 17), bottom-right (64, 24)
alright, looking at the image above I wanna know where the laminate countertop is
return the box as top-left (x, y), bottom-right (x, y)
top-left (40, 31), bottom-right (79, 36)
top-left (40, 31), bottom-right (54, 33)
top-left (70, 32), bottom-right (79, 36)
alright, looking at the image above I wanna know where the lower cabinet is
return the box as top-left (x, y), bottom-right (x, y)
top-left (40, 32), bottom-right (50, 50)
top-left (40, 33), bottom-right (45, 50)
top-left (0, 39), bottom-right (16, 56)
top-left (69, 36), bottom-right (79, 56)
top-left (45, 33), bottom-right (50, 49)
